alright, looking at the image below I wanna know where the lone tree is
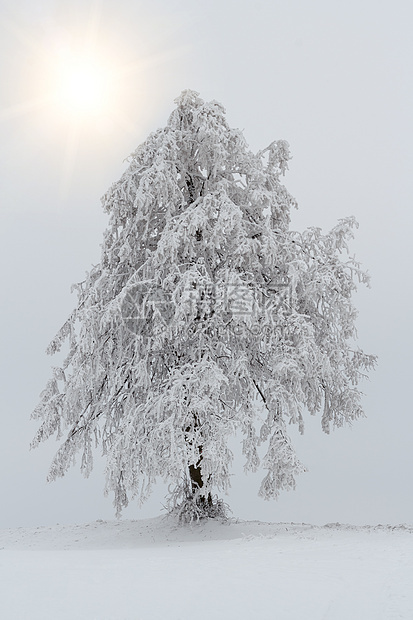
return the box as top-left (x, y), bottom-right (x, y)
top-left (32, 91), bottom-right (376, 521)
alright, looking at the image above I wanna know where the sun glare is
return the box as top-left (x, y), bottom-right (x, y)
top-left (56, 55), bottom-right (110, 116)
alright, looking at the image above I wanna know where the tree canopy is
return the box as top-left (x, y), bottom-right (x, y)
top-left (32, 90), bottom-right (376, 520)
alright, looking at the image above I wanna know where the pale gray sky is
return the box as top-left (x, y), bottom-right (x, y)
top-left (1, 0), bottom-right (412, 528)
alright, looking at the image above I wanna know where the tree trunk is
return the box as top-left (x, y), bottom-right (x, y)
top-left (188, 447), bottom-right (212, 507)
top-left (189, 462), bottom-right (204, 493)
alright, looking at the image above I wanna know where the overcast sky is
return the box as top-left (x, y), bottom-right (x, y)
top-left (1, 0), bottom-right (412, 529)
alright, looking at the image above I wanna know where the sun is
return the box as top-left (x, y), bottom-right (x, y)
top-left (0, 2), bottom-right (183, 197)
top-left (55, 53), bottom-right (110, 116)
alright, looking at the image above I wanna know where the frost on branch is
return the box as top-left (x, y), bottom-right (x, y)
top-left (32, 90), bottom-right (376, 519)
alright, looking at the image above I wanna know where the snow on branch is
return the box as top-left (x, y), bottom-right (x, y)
top-left (32, 92), bottom-right (376, 518)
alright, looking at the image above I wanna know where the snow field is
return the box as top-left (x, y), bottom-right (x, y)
top-left (0, 518), bottom-right (412, 620)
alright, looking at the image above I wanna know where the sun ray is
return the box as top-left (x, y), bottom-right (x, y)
top-left (0, 96), bottom-right (54, 122)
top-left (2, 14), bottom-right (48, 58)
top-left (60, 119), bottom-right (81, 200)
top-left (112, 46), bottom-right (189, 82)
top-left (84, 0), bottom-right (102, 53)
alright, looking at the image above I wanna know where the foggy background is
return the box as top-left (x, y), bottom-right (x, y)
top-left (1, 0), bottom-right (412, 528)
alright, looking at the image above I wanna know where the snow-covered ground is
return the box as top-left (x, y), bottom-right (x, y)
top-left (1, 517), bottom-right (412, 619)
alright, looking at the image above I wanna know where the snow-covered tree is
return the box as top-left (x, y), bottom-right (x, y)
top-left (32, 90), bottom-right (376, 520)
